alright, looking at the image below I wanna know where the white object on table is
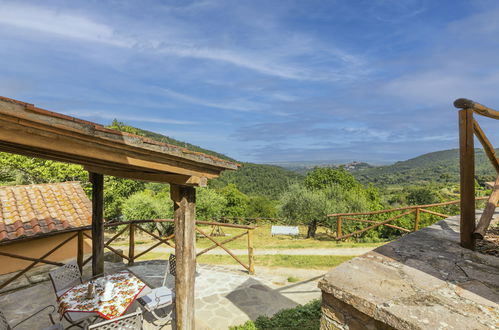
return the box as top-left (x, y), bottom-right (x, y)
top-left (101, 281), bottom-right (115, 301)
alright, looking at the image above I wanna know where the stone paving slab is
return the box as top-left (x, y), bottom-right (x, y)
top-left (319, 215), bottom-right (499, 330)
top-left (0, 261), bottom-right (323, 329)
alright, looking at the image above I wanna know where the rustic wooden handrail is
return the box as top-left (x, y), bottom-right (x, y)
top-left (328, 198), bottom-right (486, 217)
top-left (454, 98), bottom-right (499, 248)
top-left (0, 233), bottom-right (78, 291)
top-left (0, 219), bottom-right (257, 291)
top-left (330, 197), bottom-right (490, 241)
top-left (474, 175), bottom-right (499, 239)
top-left (454, 98), bottom-right (499, 120)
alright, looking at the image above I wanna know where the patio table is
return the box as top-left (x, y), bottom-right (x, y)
top-left (58, 271), bottom-right (146, 320)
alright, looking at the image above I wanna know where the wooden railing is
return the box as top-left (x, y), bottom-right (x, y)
top-left (454, 98), bottom-right (499, 249)
top-left (0, 219), bottom-right (255, 291)
top-left (328, 198), bottom-right (488, 241)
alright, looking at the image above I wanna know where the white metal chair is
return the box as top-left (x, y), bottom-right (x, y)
top-left (49, 260), bottom-right (82, 298)
top-left (0, 305), bottom-right (63, 330)
top-left (87, 309), bottom-right (143, 330)
top-left (137, 254), bottom-right (176, 322)
top-left (49, 260), bottom-right (99, 328)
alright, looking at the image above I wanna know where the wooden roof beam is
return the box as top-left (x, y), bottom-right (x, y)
top-left (84, 166), bottom-right (207, 187)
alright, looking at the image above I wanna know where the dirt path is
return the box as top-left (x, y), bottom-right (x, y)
top-left (115, 245), bottom-right (375, 256)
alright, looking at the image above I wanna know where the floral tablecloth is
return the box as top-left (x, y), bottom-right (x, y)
top-left (58, 271), bottom-right (146, 320)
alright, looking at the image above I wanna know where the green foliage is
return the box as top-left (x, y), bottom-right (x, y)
top-left (219, 184), bottom-right (250, 218)
top-left (406, 187), bottom-right (442, 205)
top-left (0, 152), bottom-right (87, 185)
top-left (122, 188), bottom-right (173, 235)
top-left (230, 299), bottom-right (321, 330)
top-left (196, 187), bottom-right (227, 220)
top-left (280, 184), bottom-right (332, 227)
top-left (305, 167), bottom-right (359, 190)
top-left (281, 167), bottom-right (384, 237)
top-left (247, 196), bottom-right (278, 218)
top-left (210, 163), bottom-right (303, 199)
top-left (353, 148), bottom-right (497, 186)
top-left (104, 177), bottom-right (146, 220)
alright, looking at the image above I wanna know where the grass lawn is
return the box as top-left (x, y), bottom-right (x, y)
top-left (135, 251), bottom-right (355, 270)
top-left (116, 224), bottom-right (387, 250)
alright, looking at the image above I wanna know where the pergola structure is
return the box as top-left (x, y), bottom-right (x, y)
top-left (0, 96), bottom-right (239, 329)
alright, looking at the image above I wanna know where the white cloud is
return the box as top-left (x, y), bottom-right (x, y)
top-left (0, 2), bottom-right (366, 82)
top-left (157, 88), bottom-right (264, 112)
top-left (0, 3), bottom-right (130, 47)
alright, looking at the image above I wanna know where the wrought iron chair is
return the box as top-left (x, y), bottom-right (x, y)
top-left (137, 254), bottom-right (176, 322)
top-left (87, 309), bottom-right (143, 330)
top-left (49, 260), bottom-right (99, 328)
top-left (0, 305), bottom-right (63, 330)
top-left (49, 260), bottom-right (82, 298)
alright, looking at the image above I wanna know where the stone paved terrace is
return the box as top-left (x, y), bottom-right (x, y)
top-left (319, 215), bottom-right (499, 329)
top-left (0, 261), bottom-right (323, 329)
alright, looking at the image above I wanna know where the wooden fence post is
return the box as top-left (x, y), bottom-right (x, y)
top-left (459, 108), bottom-right (476, 249)
top-left (77, 230), bottom-right (84, 274)
top-left (247, 229), bottom-right (255, 275)
top-left (336, 216), bottom-right (342, 239)
top-left (128, 223), bottom-right (135, 265)
top-left (414, 208), bottom-right (421, 231)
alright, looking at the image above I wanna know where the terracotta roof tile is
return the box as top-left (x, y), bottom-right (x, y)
top-left (0, 182), bottom-right (91, 242)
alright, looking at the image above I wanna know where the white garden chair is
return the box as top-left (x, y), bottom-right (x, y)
top-left (87, 309), bottom-right (143, 330)
top-left (137, 254), bottom-right (176, 322)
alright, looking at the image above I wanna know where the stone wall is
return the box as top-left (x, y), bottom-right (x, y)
top-left (318, 215), bottom-right (499, 330)
top-left (321, 292), bottom-right (394, 330)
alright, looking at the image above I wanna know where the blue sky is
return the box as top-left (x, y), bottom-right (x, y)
top-left (1, 0), bottom-right (499, 164)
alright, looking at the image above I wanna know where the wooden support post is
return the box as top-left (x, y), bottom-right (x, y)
top-left (77, 230), bottom-right (84, 274)
top-left (414, 208), bottom-right (421, 231)
top-left (128, 223), bottom-right (135, 265)
top-left (459, 109), bottom-right (476, 250)
top-left (247, 229), bottom-right (255, 275)
top-left (171, 184), bottom-right (196, 330)
top-left (90, 172), bottom-right (105, 276)
top-left (336, 216), bottom-right (342, 239)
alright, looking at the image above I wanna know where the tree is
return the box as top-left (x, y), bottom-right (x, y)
top-left (196, 188), bottom-right (227, 220)
top-left (219, 184), bottom-right (249, 218)
top-left (247, 196), bottom-right (278, 218)
top-left (0, 153), bottom-right (87, 185)
top-left (406, 187), bottom-right (442, 205)
top-left (122, 189), bottom-right (173, 236)
top-left (104, 177), bottom-right (146, 220)
top-left (305, 167), bottom-right (360, 191)
top-left (280, 184), bottom-right (332, 238)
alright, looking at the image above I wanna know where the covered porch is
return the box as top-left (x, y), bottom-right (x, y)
top-left (0, 260), bottom-right (323, 329)
top-left (0, 96), bottom-right (239, 328)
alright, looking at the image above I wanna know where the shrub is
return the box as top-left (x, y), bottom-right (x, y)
top-left (229, 299), bottom-right (321, 330)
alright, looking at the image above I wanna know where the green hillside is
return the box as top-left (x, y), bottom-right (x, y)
top-left (352, 149), bottom-right (497, 186)
top-left (209, 163), bottom-right (304, 198)
top-left (108, 120), bottom-right (303, 198)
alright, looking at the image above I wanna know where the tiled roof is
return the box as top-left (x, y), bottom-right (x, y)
top-left (0, 182), bottom-right (91, 242)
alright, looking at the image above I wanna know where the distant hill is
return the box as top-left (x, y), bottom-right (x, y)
top-left (352, 149), bottom-right (497, 186)
top-left (209, 163), bottom-right (304, 198)
top-left (271, 161), bottom-right (373, 175)
top-left (107, 120), bottom-right (303, 198)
